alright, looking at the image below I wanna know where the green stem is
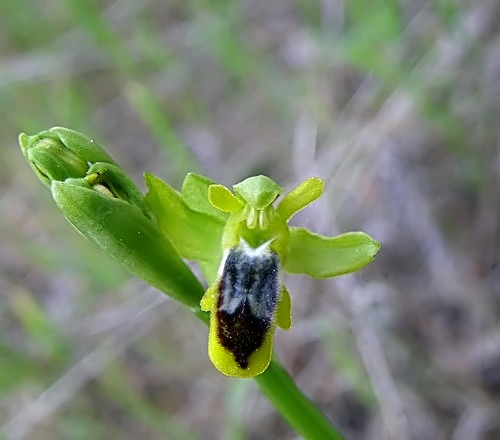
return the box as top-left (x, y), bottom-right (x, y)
top-left (256, 361), bottom-right (344, 440)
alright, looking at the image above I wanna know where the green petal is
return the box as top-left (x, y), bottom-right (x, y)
top-left (233, 175), bottom-right (283, 209)
top-left (145, 173), bottom-right (224, 265)
top-left (181, 173), bottom-right (228, 220)
top-left (208, 184), bottom-right (244, 213)
top-left (276, 177), bottom-right (324, 221)
top-left (284, 227), bottom-right (381, 278)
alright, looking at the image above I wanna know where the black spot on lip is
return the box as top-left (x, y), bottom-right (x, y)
top-left (216, 244), bottom-right (280, 369)
top-left (217, 303), bottom-right (270, 369)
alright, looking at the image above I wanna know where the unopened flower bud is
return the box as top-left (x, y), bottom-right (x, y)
top-left (19, 127), bottom-right (115, 187)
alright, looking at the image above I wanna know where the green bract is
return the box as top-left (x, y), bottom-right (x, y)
top-left (145, 173), bottom-right (381, 377)
top-left (18, 127), bottom-right (205, 316)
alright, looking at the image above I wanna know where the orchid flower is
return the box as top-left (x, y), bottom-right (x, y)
top-left (145, 174), bottom-right (380, 377)
top-left (19, 126), bottom-right (378, 438)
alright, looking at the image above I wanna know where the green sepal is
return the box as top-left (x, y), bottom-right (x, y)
top-left (48, 127), bottom-right (115, 164)
top-left (208, 184), bottom-right (244, 213)
top-left (284, 228), bottom-right (381, 278)
top-left (51, 179), bottom-right (204, 313)
top-left (19, 134), bottom-right (88, 186)
top-left (233, 175), bottom-right (283, 209)
top-left (277, 177), bottom-right (324, 221)
top-left (144, 173), bottom-right (225, 267)
top-left (181, 173), bottom-right (228, 221)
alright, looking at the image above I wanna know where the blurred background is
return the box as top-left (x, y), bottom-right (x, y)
top-left (1, 0), bottom-right (500, 439)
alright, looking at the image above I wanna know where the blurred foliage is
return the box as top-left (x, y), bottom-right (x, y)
top-left (2, 0), bottom-right (500, 439)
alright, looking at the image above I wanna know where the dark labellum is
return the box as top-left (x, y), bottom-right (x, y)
top-left (216, 241), bottom-right (280, 369)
